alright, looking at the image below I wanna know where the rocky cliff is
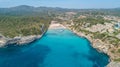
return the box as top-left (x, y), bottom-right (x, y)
top-left (64, 25), bottom-right (120, 67)
top-left (0, 35), bottom-right (42, 47)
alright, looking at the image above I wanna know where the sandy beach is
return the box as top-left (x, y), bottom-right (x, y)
top-left (49, 22), bottom-right (66, 29)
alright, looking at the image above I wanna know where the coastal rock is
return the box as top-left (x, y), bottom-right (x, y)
top-left (64, 25), bottom-right (119, 67)
top-left (91, 39), bottom-right (110, 53)
top-left (107, 62), bottom-right (120, 67)
top-left (6, 38), bottom-right (21, 45)
top-left (0, 35), bottom-right (7, 47)
top-left (17, 35), bottom-right (41, 44)
top-left (0, 35), bottom-right (42, 47)
top-left (0, 40), bottom-right (7, 47)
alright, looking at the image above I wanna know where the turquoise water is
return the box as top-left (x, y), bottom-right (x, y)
top-left (0, 28), bottom-right (109, 67)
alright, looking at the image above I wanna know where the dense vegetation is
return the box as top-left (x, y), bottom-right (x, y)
top-left (73, 16), bottom-right (111, 27)
top-left (0, 5), bottom-right (55, 38)
top-left (0, 5), bottom-right (120, 38)
top-left (70, 16), bottom-right (120, 46)
top-left (0, 16), bottom-right (51, 38)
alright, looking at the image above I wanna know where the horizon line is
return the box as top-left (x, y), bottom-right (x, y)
top-left (0, 5), bottom-right (120, 9)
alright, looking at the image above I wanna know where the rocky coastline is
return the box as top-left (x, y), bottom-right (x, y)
top-left (0, 35), bottom-right (42, 47)
top-left (0, 22), bottom-right (120, 66)
top-left (63, 24), bottom-right (120, 67)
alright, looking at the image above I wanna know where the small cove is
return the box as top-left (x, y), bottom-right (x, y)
top-left (0, 28), bottom-right (109, 67)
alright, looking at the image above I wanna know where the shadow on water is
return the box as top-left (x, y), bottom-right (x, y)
top-left (0, 29), bottom-right (110, 67)
top-left (87, 45), bottom-right (109, 67)
top-left (85, 38), bottom-right (109, 67)
top-left (46, 29), bottom-right (109, 67)
top-left (0, 42), bottom-right (51, 67)
top-left (71, 48), bottom-right (109, 67)
top-left (71, 38), bottom-right (109, 67)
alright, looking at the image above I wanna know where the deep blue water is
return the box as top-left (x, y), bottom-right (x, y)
top-left (0, 28), bottom-right (109, 67)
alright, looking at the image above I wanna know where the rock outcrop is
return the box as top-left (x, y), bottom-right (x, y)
top-left (0, 35), bottom-right (42, 47)
top-left (64, 25), bottom-right (120, 67)
top-left (107, 62), bottom-right (120, 67)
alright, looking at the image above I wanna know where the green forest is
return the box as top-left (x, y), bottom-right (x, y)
top-left (0, 16), bottom-right (51, 38)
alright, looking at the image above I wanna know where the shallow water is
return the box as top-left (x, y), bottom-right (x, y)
top-left (0, 28), bottom-right (109, 67)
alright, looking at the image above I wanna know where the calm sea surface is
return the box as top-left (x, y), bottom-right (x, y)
top-left (0, 28), bottom-right (109, 67)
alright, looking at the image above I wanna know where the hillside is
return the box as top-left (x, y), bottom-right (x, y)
top-left (0, 5), bottom-right (56, 38)
top-left (0, 5), bottom-right (120, 43)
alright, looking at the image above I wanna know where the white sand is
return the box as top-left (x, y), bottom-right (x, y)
top-left (49, 23), bottom-right (66, 29)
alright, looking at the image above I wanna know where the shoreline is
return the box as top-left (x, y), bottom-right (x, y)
top-left (0, 35), bottom-right (42, 47)
top-left (59, 23), bottom-right (120, 67)
top-left (0, 23), bottom-right (65, 47)
top-left (48, 23), bottom-right (66, 29)
top-left (0, 31), bottom-right (46, 47)
top-left (0, 22), bottom-right (120, 66)
top-left (49, 23), bottom-right (113, 66)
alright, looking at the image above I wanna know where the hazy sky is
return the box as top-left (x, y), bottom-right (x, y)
top-left (0, 0), bottom-right (120, 8)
